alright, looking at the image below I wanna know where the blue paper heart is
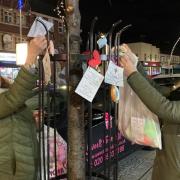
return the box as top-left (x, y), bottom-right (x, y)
top-left (97, 37), bottom-right (107, 49)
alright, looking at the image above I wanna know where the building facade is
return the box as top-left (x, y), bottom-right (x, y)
top-left (127, 42), bottom-right (180, 75)
top-left (127, 42), bottom-right (160, 62)
top-left (127, 42), bottom-right (161, 76)
top-left (0, 4), bottom-right (66, 53)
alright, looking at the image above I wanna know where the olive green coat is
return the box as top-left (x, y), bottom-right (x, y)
top-left (128, 63), bottom-right (180, 180)
top-left (0, 67), bottom-right (38, 180)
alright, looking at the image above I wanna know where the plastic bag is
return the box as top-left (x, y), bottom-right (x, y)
top-left (118, 80), bottom-right (162, 149)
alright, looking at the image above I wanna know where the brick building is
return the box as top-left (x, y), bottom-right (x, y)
top-left (0, 3), bottom-right (66, 53)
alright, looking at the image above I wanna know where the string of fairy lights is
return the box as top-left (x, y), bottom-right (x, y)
top-left (54, 0), bottom-right (67, 29)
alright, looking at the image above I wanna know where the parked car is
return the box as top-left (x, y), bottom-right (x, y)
top-left (153, 73), bottom-right (180, 101)
top-left (153, 73), bottom-right (180, 85)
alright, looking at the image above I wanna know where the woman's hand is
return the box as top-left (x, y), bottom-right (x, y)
top-left (119, 55), bottom-right (137, 77)
top-left (119, 44), bottom-right (138, 67)
top-left (25, 36), bottom-right (47, 66)
top-left (119, 44), bottom-right (138, 77)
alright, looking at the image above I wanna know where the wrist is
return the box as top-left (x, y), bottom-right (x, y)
top-left (23, 63), bottom-right (37, 74)
top-left (127, 71), bottom-right (137, 80)
top-left (25, 54), bottom-right (37, 65)
top-left (127, 70), bottom-right (137, 78)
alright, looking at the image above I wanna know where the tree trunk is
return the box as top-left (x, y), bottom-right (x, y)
top-left (65, 0), bottom-right (85, 179)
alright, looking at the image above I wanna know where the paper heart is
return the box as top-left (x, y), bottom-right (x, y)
top-left (88, 50), bottom-right (101, 68)
top-left (97, 36), bottom-right (107, 49)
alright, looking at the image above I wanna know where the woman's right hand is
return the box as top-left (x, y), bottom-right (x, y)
top-left (25, 36), bottom-right (47, 66)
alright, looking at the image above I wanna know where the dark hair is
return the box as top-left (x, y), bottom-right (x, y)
top-left (0, 76), bottom-right (12, 88)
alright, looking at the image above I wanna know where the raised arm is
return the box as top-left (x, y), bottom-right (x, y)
top-left (120, 44), bottom-right (180, 124)
top-left (0, 37), bottom-right (47, 119)
top-left (127, 72), bottom-right (180, 124)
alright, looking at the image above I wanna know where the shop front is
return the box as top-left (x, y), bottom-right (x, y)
top-left (142, 61), bottom-right (161, 78)
top-left (0, 52), bottom-right (20, 80)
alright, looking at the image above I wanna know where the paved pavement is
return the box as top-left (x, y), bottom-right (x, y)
top-left (117, 149), bottom-right (155, 180)
top-left (91, 148), bottom-right (156, 180)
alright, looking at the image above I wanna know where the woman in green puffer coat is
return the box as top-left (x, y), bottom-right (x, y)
top-left (0, 36), bottom-right (47, 180)
top-left (119, 44), bottom-right (180, 180)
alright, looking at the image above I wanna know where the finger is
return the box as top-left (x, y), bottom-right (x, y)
top-left (119, 58), bottom-right (126, 68)
top-left (120, 59), bottom-right (126, 67)
top-left (123, 44), bottom-right (130, 52)
top-left (119, 61), bottom-right (124, 67)
top-left (121, 56), bottom-right (128, 63)
top-left (42, 40), bottom-right (47, 47)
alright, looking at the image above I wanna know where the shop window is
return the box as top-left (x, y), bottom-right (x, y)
top-left (172, 57), bottom-right (175, 64)
top-left (58, 21), bottom-right (66, 33)
top-left (144, 53), bottom-right (147, 61)
top-left (150, 54), bottom-right (152, 61)
top-left (15, 37), bottom-right (26, 44)
top-left (22, 15), bottom-right (27, 26)
top-left (13, 12), bottom-right (16, 23)
top-left (16, 15), bottom-right (20, 25)
top-left (4, 11), bottom-right (13, 23)
top-left (155, 55), bottom-right (157, 61)
top-left (16, 14), bottom-right (26, 26)
top-left (22, 38), bottom-right (27, 42)
top-left (0, 9), bottom-right (3, 22)
top-left (15, 37), bottom-right (21, 44)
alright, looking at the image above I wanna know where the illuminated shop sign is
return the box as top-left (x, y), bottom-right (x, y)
top-left (0, 52), bottom-right (16, 62)
top-left (143, 61), bottom-right (161, 67)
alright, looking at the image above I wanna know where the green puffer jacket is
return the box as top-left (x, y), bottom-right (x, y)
top-left (0, 67), bottom-right (38, 180)
top-left (128, 63), bottom-right (180, 180)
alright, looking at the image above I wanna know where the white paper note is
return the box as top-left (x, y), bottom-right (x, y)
top-left (75, 67), bottom-right (104, 102)
top-left (105, 61), bottom-right (124, 87)
top-left (28, 17), bottom-right (53, 37)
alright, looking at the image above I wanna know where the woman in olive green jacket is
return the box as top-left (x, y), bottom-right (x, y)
top-left (120, 44), bottom-right (180, 180)
top-left (0, 37), bottom-right (47, 180)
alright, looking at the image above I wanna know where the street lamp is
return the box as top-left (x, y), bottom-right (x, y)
top-left (16, 0), bottom-right (28, 65)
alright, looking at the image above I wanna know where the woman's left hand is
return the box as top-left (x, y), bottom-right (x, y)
top-left (119, 55), bottom-right (137, 77)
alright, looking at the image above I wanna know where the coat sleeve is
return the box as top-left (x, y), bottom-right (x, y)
top-left (127, 72), bottom-right (180, 124)
top-left (137, 62), bottom-right (171, 97)
top-left (0, 67), bottom-right (38, 119)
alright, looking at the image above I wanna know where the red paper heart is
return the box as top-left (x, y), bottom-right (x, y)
top-left (88, 50), bottom-right (101, 68)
